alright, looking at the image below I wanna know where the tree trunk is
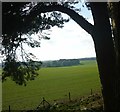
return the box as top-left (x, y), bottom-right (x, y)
top-left (90, 2), bottom-right (120, 111)
top-left (110, 2), bottom-right (120, 83)
top-left (110, 3), bottom-right (120, 111)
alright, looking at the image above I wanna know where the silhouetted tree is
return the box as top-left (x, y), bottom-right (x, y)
top-left (2, 2), bottom-right (69, 85)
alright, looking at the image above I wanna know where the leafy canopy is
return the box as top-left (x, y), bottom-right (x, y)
top-left (2, 2), bottom-right (76, 85)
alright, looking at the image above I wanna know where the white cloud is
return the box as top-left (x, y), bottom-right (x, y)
top-left (29, 18), bottom-right (96, 61)
top-left (18, 6), bottom-right (96, 61)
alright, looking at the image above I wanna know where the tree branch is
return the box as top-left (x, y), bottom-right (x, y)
top-left (29, 4), bottom-right (94, 35)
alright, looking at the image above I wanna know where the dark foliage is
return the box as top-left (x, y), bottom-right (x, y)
top-left (2, 2), bottom-right (70, 85)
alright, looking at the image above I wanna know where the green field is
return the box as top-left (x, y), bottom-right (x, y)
top-left (2, 60), bottom-right (101, 110)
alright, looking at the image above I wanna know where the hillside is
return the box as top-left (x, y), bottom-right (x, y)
top-left (2, 59), bottom-right (100, 110)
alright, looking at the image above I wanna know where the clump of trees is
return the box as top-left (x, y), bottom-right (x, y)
top-left (1, 2), bottom-right (120, 111)
top-left (42, 59), bottom-right (80, 67)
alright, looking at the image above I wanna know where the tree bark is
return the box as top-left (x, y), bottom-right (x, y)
top-left (90, 2), bottom-right (120, 111)
top-left (110, 3), bottom-right (120, 111)
top-left (110, 2), bottom-right (120, 80)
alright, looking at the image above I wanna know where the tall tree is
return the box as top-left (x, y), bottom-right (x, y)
top-left (108, 2), bottom-right (120, 111)
top-left (90, 3), bottom-right (119, 111)
top-left (109, 2), bottom-right (120, 78)
top-left (2, 2), bottom-right (120, 111)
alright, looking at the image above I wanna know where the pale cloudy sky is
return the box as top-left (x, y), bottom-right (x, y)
top-left (25, 5), bottom-right (96, 61)
top-left (0, 3), bottom-right (96, 63)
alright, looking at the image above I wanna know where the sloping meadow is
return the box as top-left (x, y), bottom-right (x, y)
top-left (2, 60), bottom-right (101, 110)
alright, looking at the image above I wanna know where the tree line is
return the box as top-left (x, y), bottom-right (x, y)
top-left (42, 59), bottom-right (80, 67)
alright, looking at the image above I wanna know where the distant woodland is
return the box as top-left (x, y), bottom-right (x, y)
top-left (41, 57), bottom-right (96, 67)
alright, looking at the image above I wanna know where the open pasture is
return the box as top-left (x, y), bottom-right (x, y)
top-left (2, 60), bottom-right (101, 110)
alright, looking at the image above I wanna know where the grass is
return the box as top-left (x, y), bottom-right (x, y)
top-left (2, 60), bottom-right (101, 110)
top-left (36, 92), bottom-right (103, 112)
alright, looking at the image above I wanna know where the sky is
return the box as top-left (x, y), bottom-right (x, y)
top-left (24, 4), bottom-right (96, 61)
top-left (0, 3), bottom-right (96, 62)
